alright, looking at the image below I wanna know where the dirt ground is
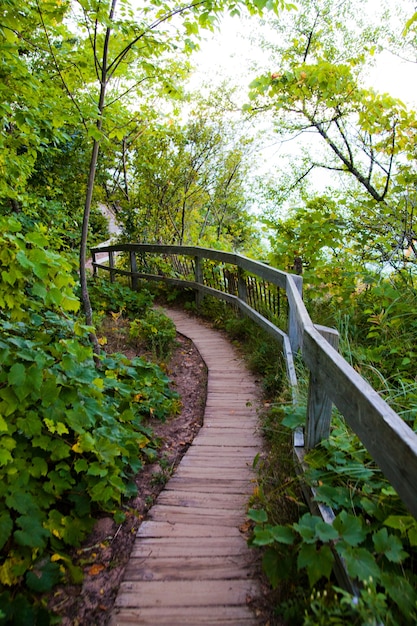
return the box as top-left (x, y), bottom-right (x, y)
top-left (48, 329), bottom-right (208, 625)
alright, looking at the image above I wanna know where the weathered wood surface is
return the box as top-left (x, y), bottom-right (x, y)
top-left (110, 308), bottom-right (263, 626)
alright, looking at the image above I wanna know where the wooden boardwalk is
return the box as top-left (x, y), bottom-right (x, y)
top-left (110, 308), bottom-right (263, 625)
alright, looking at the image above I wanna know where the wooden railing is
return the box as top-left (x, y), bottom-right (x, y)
top-left (91, 243), bottom-right (417, 526)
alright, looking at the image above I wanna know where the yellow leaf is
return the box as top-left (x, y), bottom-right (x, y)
top-left (0, 557), bottom-right (22, 586)
top-left (72, 441), bottom-right (83, 453)
top-left (138, 436), bottom-right (150, 449)
top-left (88, 563), bottom-right (106, 576)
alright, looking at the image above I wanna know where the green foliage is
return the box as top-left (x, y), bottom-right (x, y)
top-left (88, 276), bottom-right (154, 320)
top-left (0, 220), bottom-right (177, 618)
top-left (0, 217), bottom-right (79, 321)
top-left (114, 111), bottom-right (259, 252)
top-left (129, 308), bottom-right (177, 360)
top-left (249, 407), bottom-right (417, 625)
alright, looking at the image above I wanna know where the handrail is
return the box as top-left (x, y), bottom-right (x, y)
top-left (91, 243), bottom-right (417, 521)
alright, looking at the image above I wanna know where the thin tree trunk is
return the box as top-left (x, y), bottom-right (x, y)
top-left (79, 0), bottom-right (117, 354)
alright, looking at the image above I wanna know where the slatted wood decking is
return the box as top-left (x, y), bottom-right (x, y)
top-left (109, 308), bottom-right (264, 625)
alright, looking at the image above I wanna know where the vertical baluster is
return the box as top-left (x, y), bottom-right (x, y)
top-left (130, 250), bottom-right (138, 291)
top-left (195, 255), bottom-right (203, 307)
top-left (305, 326), bottom-right (340, 448)
top-left (109, 250), bottom-right (115, 283)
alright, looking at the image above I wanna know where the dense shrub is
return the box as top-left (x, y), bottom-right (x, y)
top-left (0, 218), bottom-right (177, 621)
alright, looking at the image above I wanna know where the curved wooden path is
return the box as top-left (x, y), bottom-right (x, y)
top-left (110, 308), bottom-right (263, 625)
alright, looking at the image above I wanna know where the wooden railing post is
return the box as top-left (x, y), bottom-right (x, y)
top-left (109, 250), bottom-right (115, 283)
top-left (237, 267), bottom-right (247, 303)
top-left (194, 255), bottom-right (203, 307)
top-left (130, 250), bottom-right (138, 291)
top-left (92, 251), bottom-right (97, 277)
top-left (305, 325), bottom-right (340, 449)
top-left (288, 274), bottom-right (303, 353)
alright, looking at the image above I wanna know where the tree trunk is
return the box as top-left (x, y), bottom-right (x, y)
top-left (79, 0), bottom-right (117, 354)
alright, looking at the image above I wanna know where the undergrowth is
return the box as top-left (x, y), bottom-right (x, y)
top-left (0, 220), bottom-right (178, 623)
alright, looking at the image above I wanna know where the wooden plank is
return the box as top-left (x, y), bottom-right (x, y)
top-left (109, 604), bottom-right (257, 625)
top-left (179, 457), bottom-right (255, 469)
top-left (114, 579), bottom-right (260, 608)
top-left (172, 468), bottom-right (253, 481)
top-left (306, 325), bottom-right (340, 448)
top-left (146, 504), bottom-right (244, 526)
top-left (130, 537), bottom-right (247, 558)
top-left (184, 446), bottom-right (259, 456)
top-left (137, 521), bottom-right (242, 538)
top-left (156, 490), bottom-right (247, 509)
top-left (163, 476), bottom-right (256, 495)
top-left (124, 554), bottom-right (257, 581)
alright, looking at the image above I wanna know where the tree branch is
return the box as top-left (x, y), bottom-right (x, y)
top-left (35, 0), bottom-right (88, 131)
top-left (107, 0), bottom-right (207, 79)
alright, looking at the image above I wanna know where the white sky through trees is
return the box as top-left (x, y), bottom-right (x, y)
top-left (186, 2), bottom-right (417, 204)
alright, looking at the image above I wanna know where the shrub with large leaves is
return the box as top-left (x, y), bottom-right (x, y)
top-left (0, 217), bottom-right (177, 621)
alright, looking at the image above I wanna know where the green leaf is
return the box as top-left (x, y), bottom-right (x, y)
top-left (8, 362), bottom-right (26, 387)
top-left (373, 528), bottom-right (408, 563)
top-left (336, 544), bottom-right (380, 582)
top-left (26, 559), bottom-right (61, 592)
top-left (333, 511), bottom-right (367, 546)
top-left (269, 525), bottom-right (296, 545)
top-left (6, 490), bottom-right (39, 516)
top-left (381, 571), bottom-right (417, 619)
top-left (29, 457), bottom-right (49, 478)
top-left (0, 512), bottom-right (13, 551)
top-left (247, 508), bottom-right (268, 523)
top-left (14, 515), bottom-right (50, 549)
top-left (262, 548), bottom-right (292, 588)
top-left (315, 520), bottom-right (339, 543)
top-left (252, 527), bottom-right (274, 546)
top-left (297, 543), bottom-right (334, 586)
top-left (0, 449), bottom-right (13, 466)
top-left (293, 513), bottom-right (322, 544)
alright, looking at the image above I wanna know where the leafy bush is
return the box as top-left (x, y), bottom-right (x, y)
top-left (0, 217), bottom-right (177, 621)
top-left (129, 308), bottom-right (177, 360)
top-left (88, 275), bottom-right (154, 319)
top-left (248, 408), bottom-right (417, 625)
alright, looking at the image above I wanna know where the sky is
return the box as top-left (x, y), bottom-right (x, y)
top-left (190, 10), bottom-right (417, 107)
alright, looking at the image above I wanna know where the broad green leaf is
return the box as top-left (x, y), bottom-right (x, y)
top-left (269, 525), bottom-right (296, 545)
top-left (26, 560), bottom-right (61, 592)
top-left (333, 511), bottom-right (367, 546)
top-left (0, 450), bottom-right (13, 466)
top-left (262, 548), bottom-right (292, 588)
top-left (293, 513), bottom-right (322, 543)
top-left (0, 512), bottom-right (13, 550)
top-left (247, 508), bottom-right (268, 523)
top-left (14, 514), bottom-right (50, 549)
top-left (337, 544), bottom-right (380, 582)
top-left (297, 543), bottom-right (334, 586)
top-left (252, 527), bottom-right (275, 546)
top-left (373, 528), bottom-right (408, 563)
top-left (8, 362), bottom-right (26, 388)
top-left (315, 519), bottom-right (339, 543)
top-left (381, 571), bottom-right (417, 619)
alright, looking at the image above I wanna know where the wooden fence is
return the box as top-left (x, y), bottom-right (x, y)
top-left (91, 243), bottom-right (417, 528)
